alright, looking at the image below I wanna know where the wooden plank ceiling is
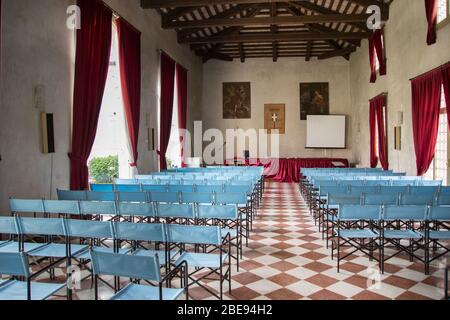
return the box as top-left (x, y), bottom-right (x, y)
top-left (141, 0), bottom-right (393, 63)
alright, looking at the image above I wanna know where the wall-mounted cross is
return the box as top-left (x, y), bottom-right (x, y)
top-left (271, 113), bottom-right (278, 123)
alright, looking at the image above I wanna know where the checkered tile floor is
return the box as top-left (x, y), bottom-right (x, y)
top-left (51, 182), bottom-right (449, 300)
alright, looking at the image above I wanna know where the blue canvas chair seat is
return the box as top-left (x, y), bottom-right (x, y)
top-left (175, 252), bottom-right (229, 269)
top-left (76, 247), bottom-right (130, 260)
top-left (110, 283), bottom-right (184, 301)
top-left (339, 229), bottom-right (379, 239)
top-left (221, 228), bottom-right (237, 238)
top-left (428, 230), bottom-right (450, 240)
top-left (28, 243), bottom-right (87, 258)
top-left (0, 242), bottom-right (45, 253)
top-left (0, 280), bottom-right (65, 300)
top-left (384, 230), bottom-right (422, 239)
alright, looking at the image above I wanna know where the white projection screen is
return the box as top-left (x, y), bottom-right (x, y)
top-left (306, 115), bottom-right (346, 149)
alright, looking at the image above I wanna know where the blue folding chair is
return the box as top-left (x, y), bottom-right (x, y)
top-left (381, 205), bottom-right (427, 273)
top-left (197, 205), bottom-right (241, 270)
top-left (115, 184), bottom-right (141, 192)
top-left (57, 189), bottom-right (87, 201)
top-left (334, 205), bottom-right (381, 272)
top-left (43, 200), bottom-right (80, 217)
top-left (0, 216), bottom-right (26, 254)
top-left (180, 192), bottom-right (213, 205)
top-left (117, 202), bottom-right (155, 223)
top-left (142, 185), bottom-right (167, 192)
top-left (424, 206), bottom-right (450, 275)
top-left (363, 193), bottom-right (399, 205)
top-left (90, 250), bottom-right (187, 300)
top-left (150, 192), bottom-right (180, 204)
top-left (9, 199), bottom-right (45, 217)
top-left (90, 184), bottom-right (115, 192)
top-left (86, 191), bottom-right (116, 202)
top-left (169, 224), bottom-right (231, 300)
top-left (400, 193), bottom-right (436, 206)
top-left (117, 192), bottom-right (147, 203)
top-left (156, 203), bottom-right (195, 224)
top-left (0, 252), bottom-right (66, 300)
top-left (79, 201), bottom-right (117, 221)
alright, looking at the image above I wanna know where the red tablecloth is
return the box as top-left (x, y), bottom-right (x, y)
top-left (226, 158), bottom-right (349, 183)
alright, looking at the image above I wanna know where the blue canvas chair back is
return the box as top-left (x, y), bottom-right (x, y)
top-left (349, 186), bottom-right (379, 195)
top-left (156, 204), bottom-right (194, 219)
top-left (363, 193), bottom-right (398, 205)
top-left (118, 202), bottom-right (154, 217)
top-left (90, 184), bottom-right (115, 192)
top-left (429, 206), bottom-right (450, 221)
top-left (339, 180), bottom-right (366, 187)
top-left (196, 185), bottom-right (223, 193)
top-left (115, 184), bottom-right (141, 192)
top-left (57, 189), bottom-right (87, 201)
top-left (328, 194), bottom-right (361, 206)
top-left (114, 222), bottom-right (166, 242)
top-left (87, 192), bottom-right (116, 202)
top-left (117, 192), bottom-right (147, 203)
top-left (338, 205), bottom-right (381, 221)
top-left (167, 224), bottom-right (221, 246)
top-left (383, 205), bottom-right (428, 221)
top-left (439, 186), bottom-right (450, 196)
top-left (65, 219), bottom-right (114, 239)
top-left (18, 217), bottom-right (65, 237)
top-left (400, 194), bottom-right (436, 206)
top-left (115, 179), bottom-right (137, 185)
top-left (79, 201), bottom-right (116, 216)
top-left (169, 185), bottom-right (195, 193)
top-left (392, 180), bottom-right (416, 186)
top-left (0, 217), bottom-right (20, 234)
top-left (140, 181), bottom-right (161, 186)
top-left (436, 195), bottom-right (450, 206)
top-left (319, 186), bottom-right (348, 196)
top-left (409, 186), bottom-right (439, 195)
top-left (142, 185), bottom-right (167, 192)
top-left (197, 205), bottom-right (238, 220)
top-left (90, 250), bottom-right (161, 282)
top-left (150, 192), bottom-right (180, 204)
top-left (216, 193), bottom-right (247, 205)
top-left (225, 185), bottom-right (252, 195)
top-left (420, 180), bottom-right (442, 186)
top-left (0, 252), bottom-right (29, 277)
top-left (9, 199), bottom-right (45, 214)
top-left (182, 180), bottom-right (197, 186)
top-left (181, 192), bottom-right (213, 204)
top-left (43, 200), bottom-right (79, 216)
top-left (379, 186), bottom-right (408, 194)
top-left (366, 180), bottom-right (390, 187)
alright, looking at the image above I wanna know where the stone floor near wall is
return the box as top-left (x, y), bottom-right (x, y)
top-left (47, 181), bottom-right (448, 300)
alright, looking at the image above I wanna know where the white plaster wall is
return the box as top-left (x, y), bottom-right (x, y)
top-left (201, 58), bottom-right (357, 161)
top-left (349, 0), bottom-right (450, 175)
top-left (0, 0), bottom-right (203, 212)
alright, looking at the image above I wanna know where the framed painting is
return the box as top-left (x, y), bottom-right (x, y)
top-left (223, 82), bottom-right (251, 119)
top-left (300, 82), bottom-right (330, 120)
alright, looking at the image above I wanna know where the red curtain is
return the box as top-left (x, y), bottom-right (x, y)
top-left (176, 64), bottom-right (188, 168)
top-left (69, 0), bottom-right (112, 190)
top-left (369, 29), bottom-right (386, 83)
top-left (443, 64), bottom-right (450, 126)
top-left (375, 96), bottom-right (389, 170)
top-left (117, 18), bottom-right (141, 168)
top-left (412, 71), bottom-right (443, 176)
top-left (425, 0), bottom-right (438, 45)
top-left (159, 52), bottom-right (176, 171)
top-left (369, 103), bottom-right (379, 168)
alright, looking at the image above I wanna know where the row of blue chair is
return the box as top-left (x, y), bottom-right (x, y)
top-left (89, 183), bottom-right (253, 194)
top-left (0, 217), bottom-right (231, 300)
top-left (333, 204), bottom-right (450, 275)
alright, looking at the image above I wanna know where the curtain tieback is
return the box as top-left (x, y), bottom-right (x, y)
top-left (129, 162), bottom-right (137, 167)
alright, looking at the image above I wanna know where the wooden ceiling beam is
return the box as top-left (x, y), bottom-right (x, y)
top-left (142, 0), bottom-right (292, 9)
top-left (163, 13), bottom-right (377, 29)
top-left (181, 31), bottom-right (370, 44)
